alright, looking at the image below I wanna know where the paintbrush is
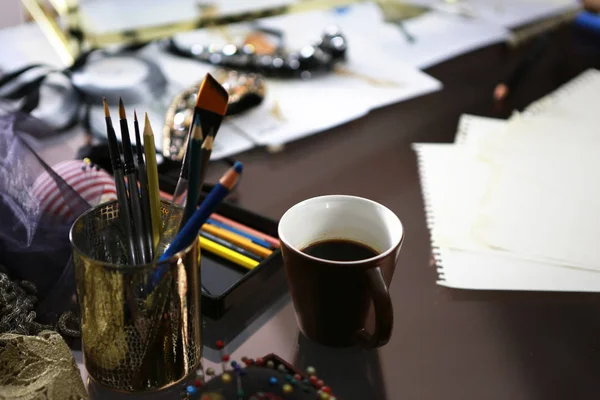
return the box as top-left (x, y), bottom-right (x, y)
top-left (143, 113), bottom-right (163, 253)
top-left (133, 110), bottom-right (154, 259)
top-left (170, 73), bottom-right (229, 208)
top-left (119, 99), bottom-right (150, 263)
top-left (103, 98), bottom-right (138, 264)
top-left (180, 74), bottom-right (229, 228)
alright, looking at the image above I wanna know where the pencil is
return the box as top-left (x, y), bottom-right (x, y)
top-left (199, 230), bottom-right (262, 262)
top-left (159, 161), bottom-right (243, 262)
top-left (206, 218), bottom-right (272, 249)
top-left (133, 110), bottom-right (154, 259)
top-left (202, 223), bottom-right (273, 258)
top-left (119, 99), bottom-right (150, 263)
top-left (210, 213), bottom-right (280, 248)
top-left (143, 113), bottom-right (163, 253)
top-left (103, 98), bottom-right (137, 264)
top-left (199, 236), bottom-right (259, 270)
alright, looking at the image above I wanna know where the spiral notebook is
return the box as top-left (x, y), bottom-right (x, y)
top-left (414, 95), bottom-right (600, 292)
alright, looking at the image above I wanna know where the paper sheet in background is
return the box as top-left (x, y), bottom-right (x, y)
top-left (403, 0), bottom-right (580, 29)
top-left (468, 70), bottom-right (600, 271)
top-left (413, 115), bottom-right (600, 292)
top-left (171, 2), bottom-right (442, 146)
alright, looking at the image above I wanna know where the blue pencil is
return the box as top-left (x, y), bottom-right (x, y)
top-left (159, 161), bottom-right (243, 262)
top-left (206, 218), bottom-right (272, 248)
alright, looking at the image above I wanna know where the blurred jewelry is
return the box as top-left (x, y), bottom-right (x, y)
top-left (164, 26), bottom-right (347, 79)
top-left (163, 70), bottom-right (266, 161)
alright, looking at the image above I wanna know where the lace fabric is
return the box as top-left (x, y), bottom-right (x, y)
top-left (0, 330), bottom-right (88, 400)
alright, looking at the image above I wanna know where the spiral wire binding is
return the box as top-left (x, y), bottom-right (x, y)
top-left (412, 144), bottom-right (446, 283)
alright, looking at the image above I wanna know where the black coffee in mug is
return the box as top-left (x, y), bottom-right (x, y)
top-left (302, 239), bottom-right (379, 262)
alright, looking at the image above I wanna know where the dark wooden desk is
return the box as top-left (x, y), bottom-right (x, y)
top-left (193, 25), bottom-right (600, 400)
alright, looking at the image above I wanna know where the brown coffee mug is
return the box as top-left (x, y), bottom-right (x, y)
top-left (279, 195), bottom-right (404, 348)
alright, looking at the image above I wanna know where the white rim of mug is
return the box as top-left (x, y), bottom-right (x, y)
top-left (278, 195), bottom-right (404, 266)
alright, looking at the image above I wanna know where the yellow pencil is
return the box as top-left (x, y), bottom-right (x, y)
top-left (199, 236), bottom-right (259, 270)
top-left (201, 223), bottom-right (273, 258)
top-left (143, 113), bottom-right (163, 251)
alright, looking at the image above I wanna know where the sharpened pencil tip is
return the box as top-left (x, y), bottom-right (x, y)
top-left (118, 98), bottom-right (126, 119)
top-left (143, 113), bottom-right (154, 137)
top-left (103, 98), bottom-right (110, 117)
top-left (133, 109), bottom-right (138, 121)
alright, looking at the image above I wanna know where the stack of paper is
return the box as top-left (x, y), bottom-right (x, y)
top-left (413, 69), bottom-right (600, 292)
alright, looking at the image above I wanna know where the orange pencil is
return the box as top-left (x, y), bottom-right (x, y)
top-left (210, 213), bottom-right (280, 248)
top-left (202, 223), bottom-right (273, 258)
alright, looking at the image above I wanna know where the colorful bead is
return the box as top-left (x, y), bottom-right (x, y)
top-left (186, 385), bottom-right (197, 394)
top-left (306, 366), bottom-right (316, 376)
top-left (319, 391), bottom-right (330, 400)
top-left (329, 397), bottom-right (337, 400)
top-left (246, 358), bottom-right (254, 365)
top-left (231, 360), bottom-right (238, 368)
top-left (216, 340), bottom-right (225, 349)
top-left (322, 386), bottom-right (332, 394)
top-left (282, 384), bottom-right (293, 394)
top-left (289, 379), bottom-right (297, 386)
top-left (255, 357), bottom-right (265, 366)
top-left (293, 373), bottom-right (302, 381)
top-left (206, 367), bottom-right (215, 376)
top-left (266, 360), bottom-right (275, 368)
top-left (194, 379), bottom-right (203, 387)
top-left (309, 376), bottom-right (318, 385)
top-left (277, 364), bottom-right (287, 372)
top-left (316, 380), bottom-right (324, 389)
top-left (222, 373), bottom-right (232, 383)
top-left (285, 374), bottom-right (293, 381)
top-left (196, 369), bottom-right (204, 377)
top-left (241, 356), bottom-right (248, 363)
top-left (269, 377), bottom-right (278, 385)
top-left (222, 354), bottom-right (230, 362)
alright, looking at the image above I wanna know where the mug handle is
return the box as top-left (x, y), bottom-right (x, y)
top-left (357, 267), bottom-right (393, 348)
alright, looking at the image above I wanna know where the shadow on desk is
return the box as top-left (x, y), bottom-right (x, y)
top-left (292, 332), bottom-right (387, 400)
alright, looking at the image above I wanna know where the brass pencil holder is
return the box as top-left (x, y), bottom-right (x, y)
top-left (70, 200), bottom-right (202, 392)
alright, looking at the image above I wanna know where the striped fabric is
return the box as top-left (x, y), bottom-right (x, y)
top-left (31, 160), bottom-right (117, 219)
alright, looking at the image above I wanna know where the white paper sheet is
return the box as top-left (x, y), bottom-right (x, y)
top-left (403, 0), bottom-right (580, 28)
top-left (413, 113), bottom-right (600, 292)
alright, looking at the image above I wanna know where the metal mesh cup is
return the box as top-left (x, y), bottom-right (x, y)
top-left (69, 200), bottom-right (201, 392)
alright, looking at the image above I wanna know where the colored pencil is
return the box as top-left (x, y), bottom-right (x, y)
top-left (206, 218), bottom-right (272, 249)
top-left (119, 99), bottom-right (150, 263)
top-left (199, 230), bottom-right (262, 262)
top-left (133, 110), bottom-right (154, 259)
top-left (159, 162), bottom-right (243, 262)
top-left (210, 213), bottom-right (280, 248)
top-left (199, 236), bottom-right (259, 270)
top-left (143, 113), bottom-right (163, 252)
top-left (103, 98), bottom-right (137, 264)
top-left (202, 223), bottom-right (273, 258)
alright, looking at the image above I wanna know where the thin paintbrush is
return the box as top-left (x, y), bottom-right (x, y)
top-left (119, 99), bottom-right (150, 263)
top-left (103, 98), bottom-right (137, 264)
top-left (180, 119), bottom-right (204, 229)
top-left (143, 113), bottom-right (163, 253)
top-left (134, 110), bottom-right (154, 259)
